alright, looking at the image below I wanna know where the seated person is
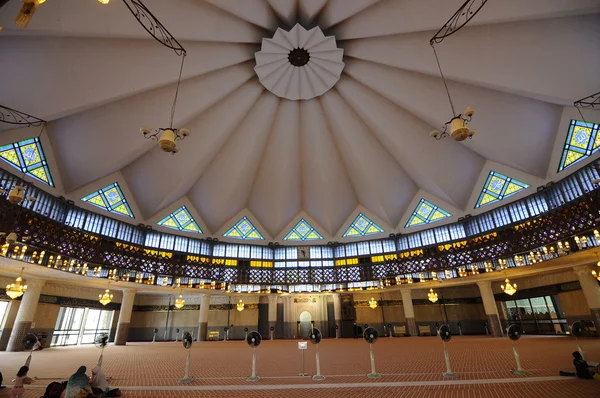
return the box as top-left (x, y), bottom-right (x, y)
top-left (90, 366), bottom-right (120, 397)
top-left (573, 351), bottom-right (599, 379)
top-left (62, 366), bottom-right (93, 398)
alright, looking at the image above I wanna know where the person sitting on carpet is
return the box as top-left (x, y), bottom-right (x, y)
top-left (90, 366), bottom-right (120, 397)
top-left (11, 366), bottom-right (32, 398)
top-left (62, 366), bottom-right (93, 398)
top-left (573, 351), bottom-right (599, 379)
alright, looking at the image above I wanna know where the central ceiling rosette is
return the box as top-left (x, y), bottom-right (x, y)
top-left (254, 24), bottom-right (344, 101)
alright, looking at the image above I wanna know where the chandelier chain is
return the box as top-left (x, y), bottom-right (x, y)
top-left (170, 54), bottom-right (186, 129)
top-left (431, 45), bottom-right (456, 117)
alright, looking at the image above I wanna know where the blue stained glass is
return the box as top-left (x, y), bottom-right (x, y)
top-left (284, 219), bottom-right (324, 241)
top-left (0, 137), bottom-right (54, 187)
top-left (343, 213), bottom-right (384, 237)
top-left (475, 171), bottom-right (530, 208)
top-left (405, 199), bottom-right (451, 228)
top-left (157, 205), bottom-right (202, 233)
top-left (81, 182), bottom-right (134, 218)
top-left (224, 217), bottom-right (264, 240)
top-left (558, 119), bottom-right (600, 172)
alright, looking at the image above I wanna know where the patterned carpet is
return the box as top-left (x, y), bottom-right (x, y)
top-left (1, 335), bottom-right (599, 397)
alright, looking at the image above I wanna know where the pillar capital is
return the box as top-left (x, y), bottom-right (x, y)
top-left (573, 264), bottom-right (595, 277)
top-left (476, 280), bottom-right (493, 289)
top-left (267, 293), bottom-right (279, 304)
top-left (23, 278), bottom-right (45, 290)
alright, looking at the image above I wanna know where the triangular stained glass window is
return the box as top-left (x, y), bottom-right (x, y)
top-left (405, 199), bottom-right (451, 228)
top-left (157, 205), bottom-right (202, 233)
top-left (283, 218), bottom-right (323, 241)
top-left (475, 171), bottom-right (530, 208)
top-left (223, 216), bottom-right (264, 240)
top-left (342, 213), bottom-right (384, 237)
top-left (0, 137), bottom-right (54, 186)
top-left (81, 182), bottom-right (134, 218)
top-left (558, 119), bottom-right (600, 172)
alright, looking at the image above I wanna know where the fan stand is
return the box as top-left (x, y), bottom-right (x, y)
top-left (510, 341), bottom-right (531, 376)
top-left (312, 346), bottom-right (325, 381)
top-left (179, 349), bottom-right (194, 384)
top-left (246, 347), bottom-right (260, 382)
top-left (367, 343), bottom-right (381, 379)
top-left (442, 341), bottom-right (456, 378)
top-left (25, 352), bottom-right (32, 368)
top-left (97, 347), bottom-right (104, 368)
top-left (575, 336), bottom-right (586, 361)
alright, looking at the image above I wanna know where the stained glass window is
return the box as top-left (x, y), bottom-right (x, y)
top-left (0, 137), bottom-right (54, 186)
top-left (223, 217), bottom-right (264, 240)
top-left (81, 182), bottom-right (134, 218)
top-left (157, 205), bottom-right (202, 233)
top-left (342, 213), bottom-right (384, 237)
top-left (558, 119), bottom-right (600, 172)
top-left (405, 199), bottom-right (451, 227)
top-left (283, 219), bottom-right (323, 241)
top-left (475, 171), bottom-right (530, 208)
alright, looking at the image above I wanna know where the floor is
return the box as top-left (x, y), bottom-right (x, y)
top-left (1, 335), bottom-right (599, 397)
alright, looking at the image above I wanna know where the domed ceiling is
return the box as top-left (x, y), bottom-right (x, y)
top-left (0, 0), bottom-right (599, 242)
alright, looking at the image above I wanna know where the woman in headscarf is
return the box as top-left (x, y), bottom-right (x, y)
top-left (63, 366), bottom-right (92, 398)
top-left (90, 366), bottom-right (120, 397)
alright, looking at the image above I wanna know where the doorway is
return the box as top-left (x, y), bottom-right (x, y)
top-left (298, 311), bottom-right (312, 339)
top-left (51, 307), bottom-right (114, 346)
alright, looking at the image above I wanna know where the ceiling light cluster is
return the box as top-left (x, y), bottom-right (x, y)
top-left (368, 297), bottom-right (378, 309)
top-left (175, 293), bottom-right (185, 309)
top-left (236, 299), bottom-right (244, 312)
top-left (428, 288), bottom-right (438, 303)
top-left (6, 267), bottom-right (27, 299)
top-left (98, 283), bottom-right (113, 306)
top-left (501, 278), bottom-right (517, 296)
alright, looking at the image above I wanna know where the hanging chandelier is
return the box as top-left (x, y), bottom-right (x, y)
top-left (368, 297), bottom-right (378, 309)
top-left (175, 293), bottom-right (185, 309)
top-left (98, 284), bottom-right (113, 306)
top-left (6, 267), bottom-right (27, 299)
top-left (428, 288), bottom-right (439, 303)
top-left (141, 55), bottom-right (190, 154)
top-left (592, 258), bottom-right (600, 281)
top-left (501, 278), bottom-right (517, 296)
top-left (236, 299), bottom-right (244, 312)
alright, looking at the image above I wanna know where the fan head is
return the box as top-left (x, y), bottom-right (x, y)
top-left (438, 324), bottom-right (451, 342)
top-left (507, 324), bottom-right (522, 341)
top-left (23, 333), bottom-right (38, 350)
top-left (363, 327), bottom-right (379, 344)
top-left (153, 328), bottom-right (158, 334)
top-left (176, 328), bottom-right (180, 334)
top-left (570, 321), bottom-right (587, 338)
top-left (94, 333), bottom-right (109, 349)
top-left (182, 331), bottom-right (193, 349)
top-left (247, 331), bottom-right (262, 347)
top-left (244, 327), bottom-right (249, 332)
top-left (310, 328), bottom-right (322, 344)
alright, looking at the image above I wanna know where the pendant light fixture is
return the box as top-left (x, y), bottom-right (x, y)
top-left (428, 288), bottom-right (439, 303)
top-left (236, 299), bottom-right (244, 312)
top-left (6, 267), bottom-right (27, 299)
top-left (98, 283), bottom-right (113, 306)
top-left (368, 297), bottom-right (378, 309)
top-left (501, 278), bottom-right (517, 296)
top-left (175, 292), bottom-right (185, 309)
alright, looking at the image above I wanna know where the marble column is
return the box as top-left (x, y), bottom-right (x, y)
top-left (7, 279), bottom-right (45, 352)
top-left (332, 293), bottom-right (342, 338)
top-left (574, 265), bottom-right (600, 336)
top-left (267, 294), bottom-right (278, 339)
top-left (401, 289), bottom-right (417, 336)
top-left (114, 288), bottom-right (136, 345)
top-left (477, 280), bottom-right (503, 337)
top-left (197, 294), bottom-right (210, 341)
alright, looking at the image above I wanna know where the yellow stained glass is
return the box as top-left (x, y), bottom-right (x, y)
top-left (487, 176), bottom-right (505, 194)
top-left (226, 229), bottom-right (241, 237)
top-left (104, 188), bottom-right (122, 206)
top-left (20, 144), bottom-right (40, 166)
top-left (569, 126), bottom-right (591, 149)
top-left (183, 223), bottom-right (199, 232)
top-left (346, 228), bottom-right (360, 236)
top-left (113, 204), bottom-right (130, 215)
top-left (287, 232), bottom-right (301, 240)
top-left (29, 167), bottom-right (49, 184)
top-left (162, 218), bottom-right (178, 228)
top-left (430, 210), bottom-right (447, 221)
top-left (564, 150), bottom-right (584, 167)
top-left (0, 149), bottom-right (19, 166)
top-left (247, 231), bottom-right (261, 239)
top-left (87, 194), bottom-right (107, 208)
top-left (480, 193), bottom-right (496, 205)
top-left (307, 232), bottom-right (319, 239)
top-left (409, 217), bottom-right (425, 226)
top-left (505, 182), bottom-right (526, 195)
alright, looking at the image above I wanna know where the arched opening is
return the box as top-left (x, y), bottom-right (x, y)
top-left (298, 311), bottom-right (312, 339)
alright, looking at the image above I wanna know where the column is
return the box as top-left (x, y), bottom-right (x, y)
top-left (401, 289), bottom-right (417, 336)
top-left (574, 265), bottom-right (600, 336)
top-left (114, 288), bottom-right (136, 345)
top-left (332, 293), bottom-right (342, 338)
top-left (7, 279), bottom-right (45, 352)
top-left (267, 294), bottom-right (278, 339)
top-left (477, 280), bottom-right (503, 337)
top-left (197, 294), bottom-right (210, 341)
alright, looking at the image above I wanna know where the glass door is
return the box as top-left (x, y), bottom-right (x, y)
top-left (51, 307), bottom-right (114, 346)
